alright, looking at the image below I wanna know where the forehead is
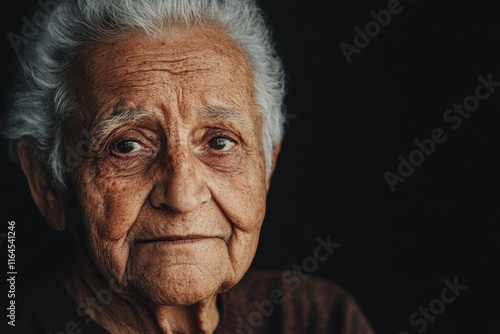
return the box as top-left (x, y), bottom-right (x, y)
top-left (77, 24), bottom-right (256, 125)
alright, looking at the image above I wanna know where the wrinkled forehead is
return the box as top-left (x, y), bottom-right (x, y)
top-left (71, 24), bottom-right (258, 130)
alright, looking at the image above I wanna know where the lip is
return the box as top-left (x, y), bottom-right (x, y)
top-left (136, 235), bottom-right (221, 245)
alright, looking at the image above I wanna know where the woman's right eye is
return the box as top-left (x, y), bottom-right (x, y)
top-left (113, 140), bottom-right (143, 154)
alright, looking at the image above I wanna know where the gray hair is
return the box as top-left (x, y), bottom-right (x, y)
top-left (3, 0), bottom-right (286, 190)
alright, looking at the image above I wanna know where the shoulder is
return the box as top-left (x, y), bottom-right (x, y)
top-left (218, 269), bottom-right (374, 334)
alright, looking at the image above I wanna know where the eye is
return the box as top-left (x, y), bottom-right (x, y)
top-left (208, 137), bottom-right (235, 151)
top-left (113, 140), bottom-right (143, 154)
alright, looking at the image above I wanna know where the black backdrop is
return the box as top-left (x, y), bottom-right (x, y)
top-left (1, 1), bottom-right (499, 333)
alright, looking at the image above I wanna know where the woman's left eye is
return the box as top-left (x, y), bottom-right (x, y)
top-left (113, 140), bottom-right (143, 154)
top-left (208, 137), bottom-right (236, 151)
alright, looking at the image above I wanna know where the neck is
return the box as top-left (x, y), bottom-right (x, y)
top-left (62, 263), bottom-right (220, 334)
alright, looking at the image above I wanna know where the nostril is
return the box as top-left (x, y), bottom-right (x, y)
top-left (148, 167), bottom-right (211, 213)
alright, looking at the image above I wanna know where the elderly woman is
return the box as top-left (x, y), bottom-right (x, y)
top-left (2, 0), bottom-right (373, 333)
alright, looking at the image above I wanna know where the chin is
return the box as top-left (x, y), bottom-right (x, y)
top-left (128, 264), bottom-right (226, 306)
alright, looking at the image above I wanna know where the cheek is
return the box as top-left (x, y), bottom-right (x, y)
top-left (211, 156), bottom-right (268, 269)
top-left (234, 153), bottom-right (268, 229)
top-left (213, 162), bottom-right (267, 232)
top-left (74, 174), bottom-right (154, 279)
top-left (78, 173), bottom-right (152, 241)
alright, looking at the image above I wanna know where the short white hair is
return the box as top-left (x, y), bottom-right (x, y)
top-left (4, 0), bottom-right (286, 190)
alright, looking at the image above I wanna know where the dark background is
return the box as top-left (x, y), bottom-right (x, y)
top-left (1, 0), bottom-right (499, 333)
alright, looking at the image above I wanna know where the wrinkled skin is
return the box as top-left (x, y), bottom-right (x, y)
top-left (19, 24), bottom-right (280, 333)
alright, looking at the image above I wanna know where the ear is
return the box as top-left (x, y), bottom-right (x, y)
top-left (266, 141), bottom-right (282, 192)
top-left (17, 141), bottom-right (67, 231)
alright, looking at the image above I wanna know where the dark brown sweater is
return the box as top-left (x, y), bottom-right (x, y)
top-left (2, 270), bottom-right (374, 333)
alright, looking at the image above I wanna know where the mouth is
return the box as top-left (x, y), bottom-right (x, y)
top-left (136, 235), bottom-right (221, 245)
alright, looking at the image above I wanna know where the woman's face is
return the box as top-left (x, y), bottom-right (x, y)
top-left (62, 25), bottom-right (272, 305)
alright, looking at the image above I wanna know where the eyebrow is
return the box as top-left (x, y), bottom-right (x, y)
top-left (90, 108), bottom-right (148, 141)
top-left (199, 106), bottom-right (254, 130)
top-left (89, 105), bottom-right (254, 140)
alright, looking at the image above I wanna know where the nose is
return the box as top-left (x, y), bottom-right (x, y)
top-left (149, 148), bottom-right (211, 213)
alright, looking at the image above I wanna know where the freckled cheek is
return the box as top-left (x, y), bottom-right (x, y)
top-left (87, 179), bottom-right (152, 241)
top-left (221, 173), bottom-right (268, 232)
top-left (240, 196), bottom-right (267, 231)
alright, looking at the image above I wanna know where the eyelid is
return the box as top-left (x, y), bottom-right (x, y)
top-left (107, 129), bottom-right (159, 158)
top-left (202, 127), bottom-right (239, 143)
top-left (111, 139), bottom-right (143, 154)
top-left (212, 134), bottom-right (236, 142)
top-left (110, 135), bottom-right (140, 149)
top-left (92, 122), bottom-right (155, 144)
top-left (211, 137), bottom-right (236, 152)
